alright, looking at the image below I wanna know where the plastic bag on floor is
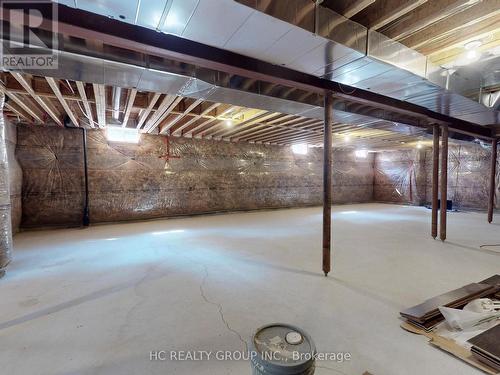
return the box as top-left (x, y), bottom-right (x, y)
top-left (439, 306), bottom-right (499, 331)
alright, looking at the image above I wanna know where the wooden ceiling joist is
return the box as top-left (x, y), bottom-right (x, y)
top-left (0, 81), bottom-right (44, 123)
top-left (11, 73), bottom-right (62, 126)
top-left (5, 101), bottom-right (32, 123)
top-left (92, 83), bottom-right (106, 128)
top-left (362, 0), bottom-right (429, 30)
top-left (136, 92), bottom-right (161, 130)
top-left (159, 98), bottom-right (203, 134)
top-left (121, 88), bottom-right (137, 128)
top-left (185, 105), bottom-right (238, 138)
top-left (172, 102), bottom-right (220, 136)
top-left (343, 0), bottom-right (376, 18)
top-left (46, 77), bottom-right (79, 127)
top-left (209, 111), bottom-right (273, 139)
top-left (0, 70), bottom-right (436, 149)
top-left (76, 81), bottom-right (94, 128)
top-left (143, 94), bottom-right (180, 133)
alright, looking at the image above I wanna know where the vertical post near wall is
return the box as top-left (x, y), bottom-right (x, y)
top-left (323, 92), bottom-right (333, 276)
top-left (82, 128), bottom-right (90, 227)
top-left (440, 125), bottom-right (449, 241)
top-left (488, 138), bottom-right (498, 223)
top-left (431, 124), bottom-right (440, 239)
top-left (0, 92), bottom-right (13, 277)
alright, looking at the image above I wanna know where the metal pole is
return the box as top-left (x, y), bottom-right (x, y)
top-left (82, 128), bottom-right (90, 227)
top-left (440, 125), bottom-right (449, 241)
top-left (323, 92), bottom-right (333, 276)
top-left (488, 138), bottom-right (498, 223)
top-left (431, 124), bottom-right (439, 239)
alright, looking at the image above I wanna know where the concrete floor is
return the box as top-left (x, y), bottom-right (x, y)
top-left (1, 203), bottom-right (499, 375)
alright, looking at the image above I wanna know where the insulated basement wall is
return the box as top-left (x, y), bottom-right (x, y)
top-left (374, 144), bottom-right (499, 210)
top-left (424, 144), bottom-right (499, 210)
top-left (373, 149), bottom-right (427, 205)
top-left (16, 126), bottom-right (373, 227)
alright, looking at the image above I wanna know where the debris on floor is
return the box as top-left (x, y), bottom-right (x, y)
top-left (400, 275), bottom-right (500, 374)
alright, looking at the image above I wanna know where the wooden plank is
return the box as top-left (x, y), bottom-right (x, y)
top-left (121, 88), bottom-right (137, 127)
top-left (0, 81), bottom-right (44, 123)
top-left (136, 92), bottom-right (161, 130)
top-left (343, 0), bottom-right (376, 18)
top-left (92, 83), bottom-right (106, 127)
top-left (142, 94), bottom-right (178, 133)
top-left (45, 77), bottom-right (79, 126)
top-left (159, 98), bottom-right (203, 134)
top-left (172, 102), bottom-right (220, 136)
top-left (11, 73), bottom-right (62, 126)
top-left (76, 81), bottom-right (94, 128)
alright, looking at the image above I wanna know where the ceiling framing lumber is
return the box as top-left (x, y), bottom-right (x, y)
top-left (172, 102), bottom-right (220, 136)
top-left (136, 92), bottom-right (161, 130)
top-left (5, 102), bottom-right (32, 123)
top-left (0, 81), bottom-right (44, 123)
top-left (142, 94), bottom-right (179, 133)
top-left (11, 73), bottom-right (63, 126)
top-left (2, 2), bottom-right (492, 140)
top-left (383, 0), bottom-right (482, 41)
top-left (0, 69), bottom-right (487, 150)
top-left (45, 77), bottom-right (79, 127)
top-left (76, 81), bottom-right (94, 128)
top-left (121, 88), bottom-right (137, 127)
top-left (159, 98), bottom-right (203, 134)
top-left (360, 0), bottom-right (429, 30)
top-left (92, 83), bottom-right (106, 128)
top-left (185, 106), bottom-right (238, 138)
top-left (208, 110), bottom-right (271, 139)
top-left (342, 0), bottom-right (376, 18)
top-left (220, 112), bottom-right (285, 140)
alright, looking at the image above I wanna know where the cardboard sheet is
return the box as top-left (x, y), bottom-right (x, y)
top-left (401, 321), bottom-right (499, 374)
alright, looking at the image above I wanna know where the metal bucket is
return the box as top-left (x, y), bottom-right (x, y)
top-left (250, 323), bottom-right (316, 375)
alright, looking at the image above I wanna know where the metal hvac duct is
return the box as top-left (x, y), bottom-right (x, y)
top-left (111, 87), bottom-right (122, 121)
top-left (53, 0), bottom-right (497, 126)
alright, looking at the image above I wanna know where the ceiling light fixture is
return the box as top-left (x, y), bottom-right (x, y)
top-left (225, 119), bottom-right (233, 127)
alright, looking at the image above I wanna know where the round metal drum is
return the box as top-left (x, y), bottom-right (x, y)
top-left (249, 323), bottom-right (316, 375)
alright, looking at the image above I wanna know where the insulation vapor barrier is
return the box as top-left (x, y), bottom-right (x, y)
top-left (425, 144), bottom-right (498, 210)
top-left (17, 126), bottom-right (373, 227)
top-left (0, 93), bottom-right (13, 272)
top-left (374, 144), bottom-right (499, 210)
top-left (374, 149), bottom-right (427, 205)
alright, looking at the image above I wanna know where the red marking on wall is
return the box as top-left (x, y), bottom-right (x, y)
top-left (158, 136), bottom-right (181, 162)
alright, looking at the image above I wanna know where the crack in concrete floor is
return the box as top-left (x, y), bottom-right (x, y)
top-left (198, 265), bottom-right (248, 352)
